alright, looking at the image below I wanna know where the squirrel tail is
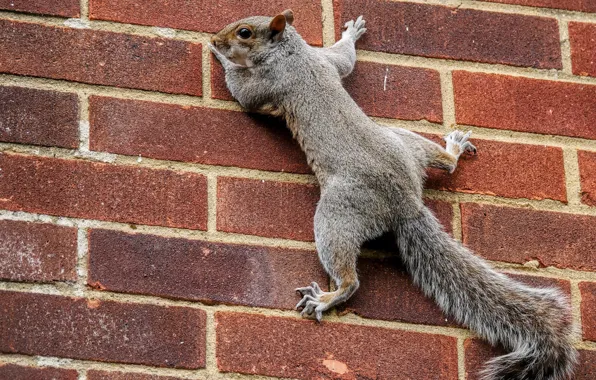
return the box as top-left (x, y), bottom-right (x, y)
top-left (394, 207), bottom-right (577, 380)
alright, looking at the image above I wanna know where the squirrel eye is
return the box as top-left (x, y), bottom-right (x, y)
top-left (237, 28), bottom-right (252, 39)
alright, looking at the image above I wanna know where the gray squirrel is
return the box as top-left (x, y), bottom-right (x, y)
top-left (209, 10), bottom-right (577, 380)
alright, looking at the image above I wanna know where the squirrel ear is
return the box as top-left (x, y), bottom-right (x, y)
top-left (269, 14), bottom-right (286, 40)
top-left (282, 9), bottom-right (294, 25)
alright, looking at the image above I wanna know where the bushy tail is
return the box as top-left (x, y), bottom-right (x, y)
top-left (394, 207), bottom-right (577, 380)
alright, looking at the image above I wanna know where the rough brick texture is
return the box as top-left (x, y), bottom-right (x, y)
top-left (217, 177), bottom-right (319, 241)
top-left (454, 71), bottom-right (596, 139)
top-left (334, 0), bottom-right (561, 68)
top-left (0, 364), bottom-right (78, 380)
top-left (426, 139), bottom-right (567, 202)
top-left (579, 150), bottom-right (596, 206)
top-left (483, 0), bottom-right (596, 13)
top-left (0, 20), bottom-right (202, 95)
top-left (216, 312), bottom-right (458, 379)
top-left (89, 96), bottom-right (309, 173)
top-left (88, 228), bottom-right (327, 309)
top-left (0, 86), bottom-right (79, 148)
top-left (90, 0), bottom-right (323, 46)
top-left (580, 282), bottom-right (596, 341)
top-left (461, 203), bottom-right (596, 271)
top-left (0, 220), bottom-right (77, 282)
top-left (570, 22), bottom-right (596, 78)
top-left (0, 291), bottom-right (206, 368)
top-left (0, 154), bottom-right (208, 229)
top-left (0, 0), bottom-right (80, 17)
top-left (87, 370), bottom-right (184, 380)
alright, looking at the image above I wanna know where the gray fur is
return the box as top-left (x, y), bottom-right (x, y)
top-left (210, 12), bottom-right (577, 379)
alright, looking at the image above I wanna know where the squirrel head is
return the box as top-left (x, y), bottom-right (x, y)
top-left (210, 9), bottom-right (294, 67)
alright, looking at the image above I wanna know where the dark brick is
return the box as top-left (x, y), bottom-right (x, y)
top-left (0, 364), bottom-right (77, 380)
top-left (461, 203), bottom-right (596, 271)
top-left (0, 86), bottom-right (79, 148)
top-left (334, 0), bottom-right (561, 69)
top-left (580, 282), bottom-right (596, 341)
top-left (481, 0), bottom-right (596, 13)
top-left (87, 370), bottom-right (184, 380)
top-left (425, 199), bottom-right (454, 235)
top-left (570, 22), bottom-right (596, 78)
top-left (426, 139), bottom-right (567, 202)
top-left (0, 291), bottom-right (205, 368)
top-left (216, 312), bottom-right (458, 379)
top-left (0, 220), bottom-right (77, 283)
top-left (0, 20), bottom-right (202, 96)
top-left (576, 350), bottom-right (596, 379)
top-left (217, 177), bottom-right (319, 241)
top-left (0, 154), bottom-right (207, 229)
top-left (88, 229), bottom-right (327, 310)
top-left (579, 150), bottom-right (596, 206)
top-left (453, 71), bottom-right (596, 139)
top-left (0, 0), bottom-right (79, 17)
top-left (90, 0), bottom-right (323, 46)
top-left (343, 61), bottom-right (443, 123)
top-left (89, 96), bottom-right (309, 174)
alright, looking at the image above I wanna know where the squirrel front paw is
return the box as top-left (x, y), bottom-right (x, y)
top-left (444, 130), bottom-right (477, 157)
top-left (343, 15), bottom-right (367, 41)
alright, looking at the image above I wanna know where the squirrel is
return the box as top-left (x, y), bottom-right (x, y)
top-left (209, 10), bottom-right (577, 380)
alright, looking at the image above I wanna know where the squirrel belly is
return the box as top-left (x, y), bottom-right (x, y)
top-left (210, 10), bottom-right (578, 380)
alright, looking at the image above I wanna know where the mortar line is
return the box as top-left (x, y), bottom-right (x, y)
top-left (75, 228), bottom-right (89, 297)
top-left (201, 43), bottom-right (213, 102)
top-left (439, 70), bottom-right (456, 128)
top-left (451, 201), bottom-right (463, 241)
top-left (204, 310), bottom-right (217, 376)
top-left (570, 281), bottom-right (584, 344)
top-left (321, 0), bottom-right (336, 47)
top-left (558, 17), bottom-right (573, 74)
top-left (78, 369), bottom-right (87, 380)
top-left (80, 0), bottom-right (89, 20)
top-left (457, 337), bottom-right (466, 380)
top-left (207, 173), bottom-right (218, 233)
top-left (563, 148), bottom-right (582, 206)
top-left (78, 93), bottom-right (90, 152)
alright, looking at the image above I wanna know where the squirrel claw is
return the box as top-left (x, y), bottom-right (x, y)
top-left (444, 130), bottom-right (477, 157)
top-left (343, 15), bottom-right (367, 41)
top-left (296, 281), bottom-right (330, 322)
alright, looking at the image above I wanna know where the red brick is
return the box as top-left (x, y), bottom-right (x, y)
top-left (481, 0), bottom-right (596, 13)
top-left (0, 220), bottom-right (77, 283)
top-left (465, 340), bottom-right (596, 380)
top-left (89, 96), bottom-right (309, 174)
top-left (0, 0), bottom-right (79, 17)
top-left (0, 154), bottom-right (207, 229)
top-left (0, 86), bottom-right (79, 148)
top-left (0, 20), bottom-right (202, 96)
top-left (88, 229), bottom-right (328, 310)
top-left (343, 61), bottom-right (443, 123)
top-left (334, 0), bottom-right (561, 69)
top-left (217, 177), bottom-right (319, 241)
top-left (453, 72), bottom-right (596, 139)
top-left (0, 291), bottom-right (206, 368)
top-left (461, 203), bottom-right (596, 271)
top-left (87, 370), bottom-right (183, 380)
top-left (579, 150), bottom-right (596, 206)
top-left (211, 56), bottom-right (233, 101)
top-left (0, 364), bottom-right (77, 380)
top-left (580, 282), bottom-right (596, 341)
top-left (426, 139), bottom-right (566, 202)
top-left (216, 312), bottom-right (458, 379)
top-left (90, 0), bottom-right (323, 46)
top-left (570, 22), bottom-right (596, 78)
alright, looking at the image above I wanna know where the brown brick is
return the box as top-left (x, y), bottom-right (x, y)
top-left (0, 154), bottom-right (207, 229)
top-left (0, 20), bottom-right (202, 96)
top-left (579, 150), bottom-right (596, 206)
top-left (0, 0), bottom-right (79, 17)
top-left (334, 0), bottom-right (561, 69)
top-left (216, 312), bottom-right (458, 379)
top-left (465, 340), bottom-right (596, 380)
top-left (481, 0), bottom-right (596, 13)
top-left (87, 370), bottom-right (183, 380)
top-left (90, 0), bottom-right (323, 46)
top-left (89, 96), bottom-right (309, 174)
top-left (217, 177), bottom-right (319, 241)
top-left (426, 139), bottom-right (566, 202)
top-left (453, 72), bottom-right (596, 139)
top-left (461, 203), bottom-right (596, 271)
top-left (580, 282), bottom-right (596, 341)
top-left (0, 220), bottom-right (77, 283)
top-left (0, 86), bottom-right (79, 148)
top-left (0, 291), bottom-right (206, 368)
top-left (343, 61), bottom-right (443, 123)
top-left (0, 364), bottom-right (77, 380)
top-left (88, 229), bottom-right (328, 310)
top-left (570, 22), bottom-right (596, 78)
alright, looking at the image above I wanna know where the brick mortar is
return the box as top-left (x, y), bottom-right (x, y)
top-left (80, 0), bottom-right (88, 20)
top-left (206, 174), bottom-right (218, 233)
top-left (570, 280), bottom-right (584, 344)
top-left (457, 338), bottom-right (466, 380)
top-left (321, 0), bottom-right (336, 47)
top-left (558, 17), bottom-right (573, 74)
top-left (75, 228), bottom-right (89, 297)
top-left (439, 70), bottom-right (456, 128)
top-left (563, 148), bottom-right (583, 205)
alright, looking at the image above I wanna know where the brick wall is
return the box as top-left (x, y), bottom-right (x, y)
top-left (0, 0), bottom-right (595, 379)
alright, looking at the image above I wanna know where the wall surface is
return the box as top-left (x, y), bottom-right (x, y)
top-left (0, 0), bottom-right (595, 379)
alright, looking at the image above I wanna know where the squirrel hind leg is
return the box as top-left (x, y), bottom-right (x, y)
top-left (295, 275), bottom-right (359, 322)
